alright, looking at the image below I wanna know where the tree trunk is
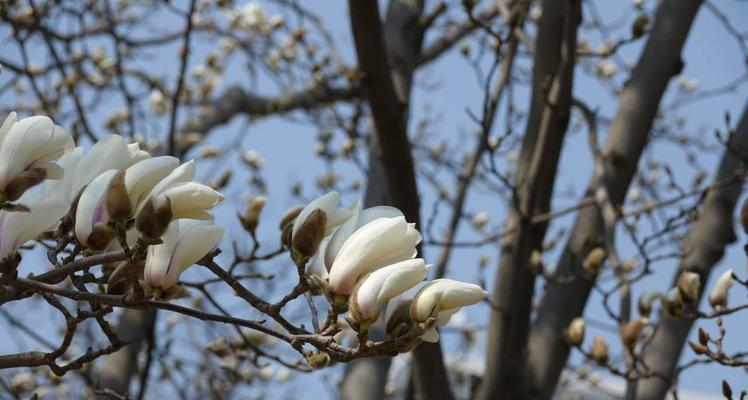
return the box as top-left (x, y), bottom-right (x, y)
top-left (635, 106), bottom-right (748, 400)
top-left (524, 1), bottom-right (703, 398)
top-left (477, 0), bottom-right (580, 398)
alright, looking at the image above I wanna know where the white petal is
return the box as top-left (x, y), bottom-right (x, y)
top-left (420, 327), bottom-right (439, 343)
top-left (124, 156), bottom-right (179, 207)
top-left (0, 197), bottom-right (68, 259)
top-left (410, 279), bottom-right (487, 322)
top-left (329, 216), bottom-right (419, 295)
top-left (0, 112), bottom-right (18, 147)
top-left (355, 259), bottom-right (428, 320)
top-left (160, 182), bottom-right (223, 219)
top-left (74, 169), bottom-right (118, 246)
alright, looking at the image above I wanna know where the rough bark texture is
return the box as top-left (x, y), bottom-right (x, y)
top-left (524, 1), bottom-right (703, 398)
top-left (346, 1), bottom-right (455, 399)
top-left (476, 1), bottom-right (580, 398)
top-left (635, 106), bottom-right (748, 400)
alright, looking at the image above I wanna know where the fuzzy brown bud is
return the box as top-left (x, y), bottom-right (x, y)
top-left (582, 247), bottom-right (606, 275)
top-left (239, 196), bottom-right (266, 234)
top-left (279, 206), bottom-right (303, 230)
top-left (105, 170), bottom-right (132, 222)
top-left (565, 317), bottom-right (586, 347)
top-left (135, 197), bottom-right (173, 240)
top-left (688, 341), bottom-right (708, 355)
top-left (292, 208), bottom-right (327, 258)
top-left (87, 223), bottom-right (117, 251)
top-left (590, 336), bottom-right (609, 365)
top-left (620, 319), bottom-right (645, 348)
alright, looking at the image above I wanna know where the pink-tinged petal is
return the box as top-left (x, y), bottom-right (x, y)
top-left (75, 169), bottom-right (118, 246)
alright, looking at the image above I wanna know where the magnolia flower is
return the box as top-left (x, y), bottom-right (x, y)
top-left (708, 269), bottom-right (734, 308)
top-left (0, 113), bottom-right (73, 202)
top-left (328, 216), bottom-right (420, 295)
top-left (0, 194), bottom-right (68, 260)
top-left (135, 160), bottom-right (223, 239)
top-left (315, 199), bottom-right (403, 273)
top-left (144, 219), bottom-right (224, 289)
top-left (44, 135), bottom-right (148, 204)
top-left (349, 259), bottom-right (429, 323)
top-left (677, 271), bottom-right (700, 304)
top-left (75, 156), bottom-right (178, 248)
top-left (410, 279), bottom-right (487, 342)
top-left (291, 192), bottom-right (351, 258)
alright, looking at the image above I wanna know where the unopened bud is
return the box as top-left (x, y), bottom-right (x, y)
top-left (631, 15), bottom-right (650, 39)
top-left (135, 197), bottom-right (173, 240)
top-left (620, 319), bottom-right (645, 348)
top-left (677, 271), bottom-right (700, 304)
top-left (239, 196), bottom-right (266, 234)
top-left (663, 287), bottom-right (683, 316)
top-left (688, 341), bottom-right (708, 355)
top-left (281, 222), bottom-right (293, 248)
top-left (582, 247), bottom-right (606, 275)
top-left (698, 327), bottom-right (709, 346)
top-left (87, 223), bottom-right (117, 250)
top-left (590, 336), bottom-right (609, 365)
top-left (3, 167), bottom-right (46, 201)
top-left (565, 317), bottom-right (586, 347)
top-left (708, 269), bottom-right (734, 309)
top-left (307, 352), bottom-right (330, 369)
top-left (105, 170), bottom-right (132, 222)
top-left (637, 292), bottom-right (660, 318)
top-left (291, 208), bottom-right (326, 259)
top-left (279, 206), bottom-right (303, 230)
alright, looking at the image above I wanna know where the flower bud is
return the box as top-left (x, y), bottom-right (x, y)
top-left (3, 167), bottom-right (46, 201)
top-left (279, 206), bottom-right (302, 230)
top-left (620, 318), bottom-right (645, 348)
top-left (708, 269), bottom-right (734, 309)
top-left (105, 170), bottom-right (132, 222)
top-left (677, 271), bottom-right (700, 304)
top-left (590, 336), bottom-right (609, 365)
top-left (582, 247), bottom-right (606, 275)
top-left (239, 196), bottom-right (266, 234)
top-left (688, 341), bottom-right (708, 355)
top-left (565, 317), bottom-right (586, 347)
top-left (87, 223), bottom-right (118, 251)
top-left (663, 287), bottom-right (683, 317)
top-left (637, 292), bottom-right (660, 318)
top-left (307, 352), bottom-right (330, 369)
top-left (135, 197), bottom-right (173, 240)
top-left (292, 208), bottom-right (327, 259)
top-left (698, 327), bottom-right (710, 346)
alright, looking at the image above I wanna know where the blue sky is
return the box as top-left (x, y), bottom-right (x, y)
top-left (1, 0), bottom-right (746, 398)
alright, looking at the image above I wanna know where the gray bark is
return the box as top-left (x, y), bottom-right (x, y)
top-left (635, 106), bottom-right (748, 400)
top-left (476, 0), bottom-right (581, 398)
top-left (524, 1), bottom-right (703, 398)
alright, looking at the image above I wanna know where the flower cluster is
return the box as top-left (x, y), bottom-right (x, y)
top-left (288, 192), bottom-right (487, 342)
top-left (0, 112), bottom-right (224, 293)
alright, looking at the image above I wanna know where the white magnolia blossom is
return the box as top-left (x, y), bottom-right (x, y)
top-left (328, 216), bottom-right (420, 295)
top-left (0, 112), bottom-right (73, 201)
top-left (708, 269), bottom-right (734, 308)
top-left (313, 199), bottom-right (403, 274)
top-left (291, 191), bottom-right (351, 242)
top-left (44, 135), bottom-right (148, 204)
top-left (410, 279), bottom-right (487, 342)
top-left (0, 194), bottom-right (68, 260)
top-left (136, 160), bottom-right (223, 222)
top-left (75, 156), bottom-right (178, 247)
top-left (351, 259), bottom-right (429, 322)
top-left (144, 219), bottom-right (224, 289)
